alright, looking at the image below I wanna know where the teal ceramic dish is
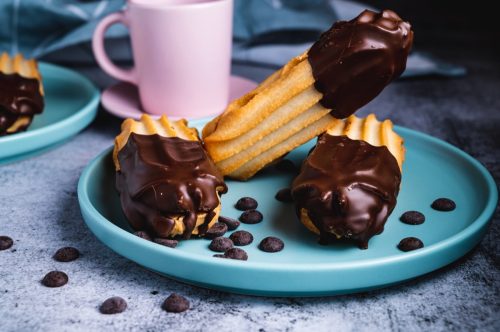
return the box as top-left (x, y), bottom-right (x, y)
top-left (0, 63), bottom-right (99, 164)
top-left (78, 126), bottom-right (497, 297)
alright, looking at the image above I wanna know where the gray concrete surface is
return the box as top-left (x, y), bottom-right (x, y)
top-left (1, 46), bottom-right (499, 331)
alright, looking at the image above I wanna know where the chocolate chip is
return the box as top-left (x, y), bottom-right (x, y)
top-left (41, 271), bottom-right (68, 287)
top-left (162, 293), bottom-right (190, 313)
top-left (400, 211), bottom-right (425, 225)
top-left (275, 188), bottom-right (293, 202)
top-left (134, 231), bottom-right (152, 241)
top-left (0, 236), bottom-right (13, 251)
top-left (218, 216), bottom-right (240, 230)
top-left (397, 237), bottom-right (424, 252)
top-left (99, 297), bottom-right (127, 314)
top-left (275, 159), bottom-right (298, 173)
top-left (209, 237), bottom-right (233, 252)
top-left (224, 248), bottom-right (248, 260)
top-left (235, 197), bottom-right (258, 211)
top-left (213, 254), bottom-right (227, 258)
top-left (153, 238), bottom-right (178, 248)
top-left (229, 231), bottom-right (254, 246)
top-left (53, 247), bottom-right (80, 262)
top-left (431, 198), bottom-right (456, 211)
top-left (259, 237), bottom-right (284, 253)
top-left (239, 210), bottom-right (263, 224)
top-left (204, 222), bottom-right (228, 239)
top-left (151, 290), bottom-right (159, 295)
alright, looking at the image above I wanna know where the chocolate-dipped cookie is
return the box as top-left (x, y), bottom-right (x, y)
top-left (292, 114), bottom-right (404, 249)
top-left (202, 9), bottom-right (412, 180)
top-left (114, 115), bottom-right (227, 239)
top-left (0, 53), bottom-right (44, 136)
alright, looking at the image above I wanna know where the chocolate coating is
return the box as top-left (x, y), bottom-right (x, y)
top-left (0, 73), bottom-right (44, 135)
top-left (292, 135), bottom-right (401, 249)
top-left (308, 10), bottom-right (413, 118)
top-left (116, 134), bottom-right (227, 239)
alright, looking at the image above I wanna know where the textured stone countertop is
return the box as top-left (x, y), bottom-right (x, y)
top-left (1, 46), bottom-right (499, 331)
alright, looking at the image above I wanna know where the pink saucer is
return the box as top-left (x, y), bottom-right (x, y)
top-left (101, 75), bottom-right (257, 121)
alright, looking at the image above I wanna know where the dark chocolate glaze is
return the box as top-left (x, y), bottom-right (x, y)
top-left (116, 133), bottom-right (227, 239)
top-left (308, 9), bottom-right (413, 118)
top-left (291, 135), bottom-right (401, 249)
top-left (0, 72), bottom-right (44, 135)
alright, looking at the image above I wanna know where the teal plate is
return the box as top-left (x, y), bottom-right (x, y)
top-left (0, 63), bottom-right (99, 164)
top-left (78, 126), bottom-right (497, 297)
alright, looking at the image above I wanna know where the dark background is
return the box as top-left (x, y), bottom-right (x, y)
top-left (368, 0), bottom-right (500, 52)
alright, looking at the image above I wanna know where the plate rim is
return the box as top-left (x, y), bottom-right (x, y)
top-left (78, 125), bottom-right (497, 271)
top-left (0, 62), bottom-right (100, 159)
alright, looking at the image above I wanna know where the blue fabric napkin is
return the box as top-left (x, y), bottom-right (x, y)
top-left (0, 0), bottom-right (465, 78)
top-left (234, 0), bottom-right (337, 42)
top-left (0, 0), bottom-right (126, 58)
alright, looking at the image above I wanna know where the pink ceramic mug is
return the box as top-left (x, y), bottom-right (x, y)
top-left (92, 0), bottom-right (233, 117)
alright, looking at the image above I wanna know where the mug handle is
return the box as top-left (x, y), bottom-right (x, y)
top-left (92, 11), bottom-right (136, 84)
